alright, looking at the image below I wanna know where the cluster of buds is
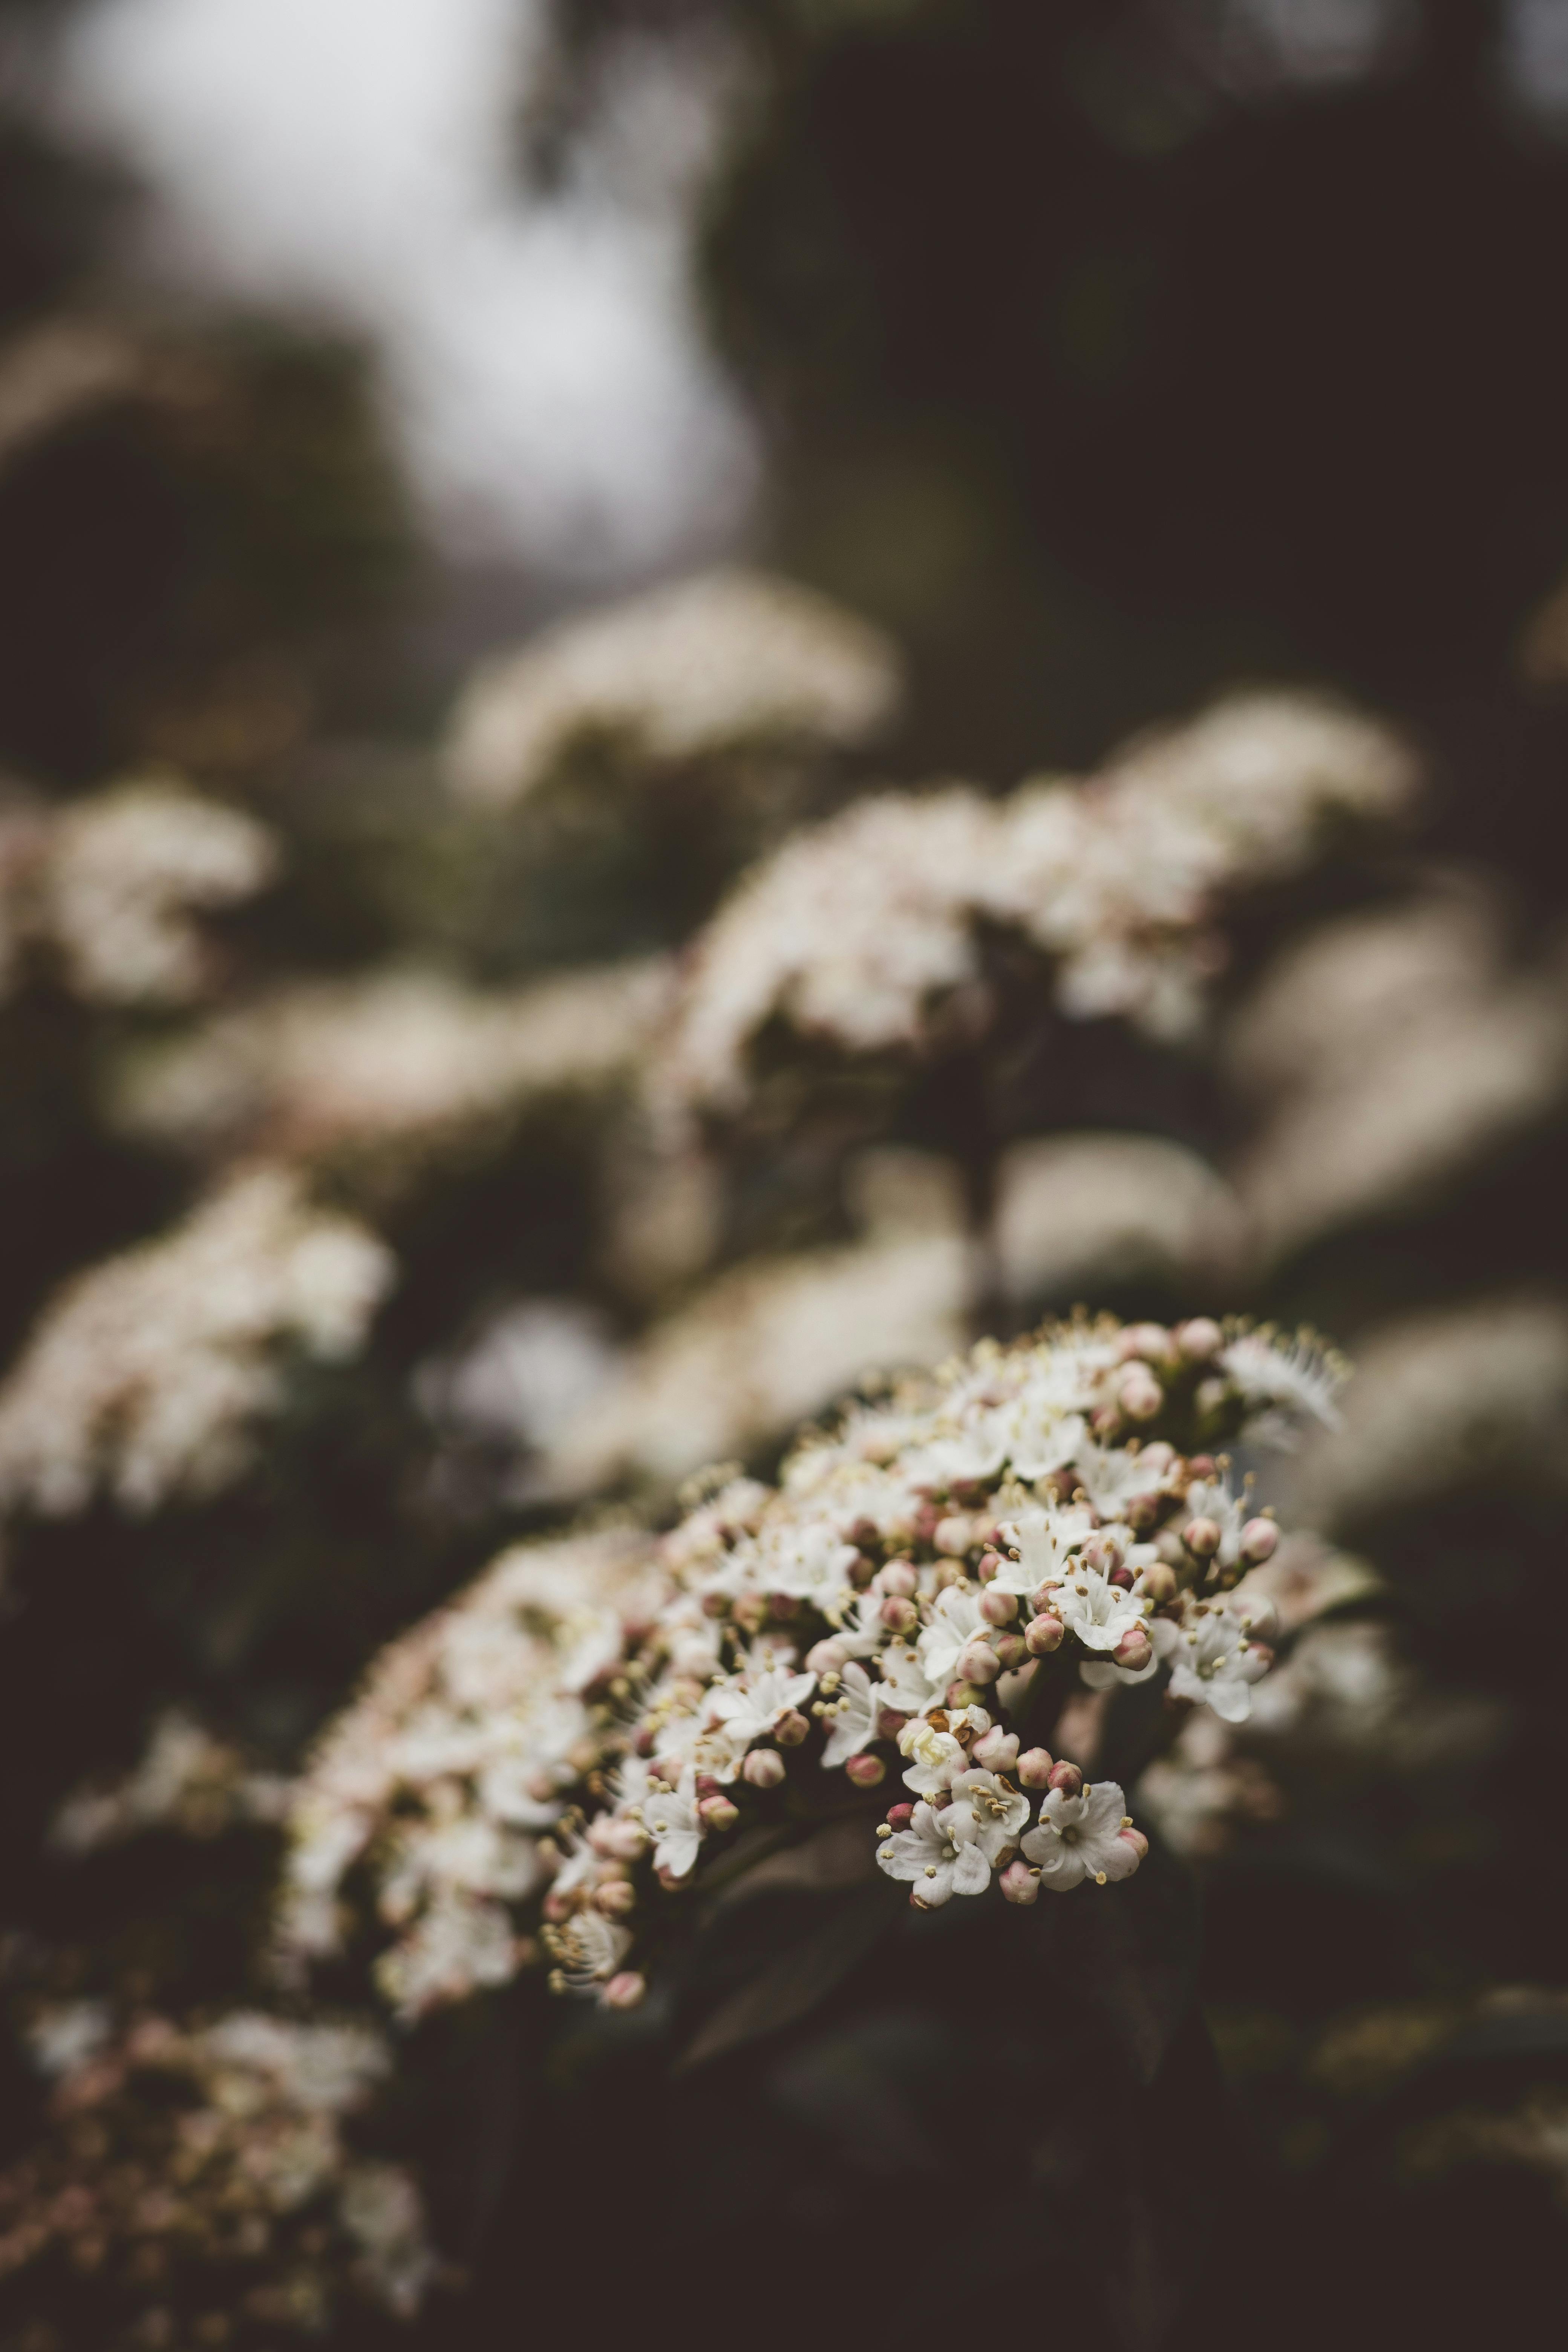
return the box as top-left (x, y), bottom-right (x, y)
top-left (282, 1315), bottom-right (1342, 2014)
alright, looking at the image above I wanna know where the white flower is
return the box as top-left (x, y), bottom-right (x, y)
top-left (877, 1799), bottom-right (994, 1906)
top-left (644, 1768), bottom-right (705, 1879)
top-left (1219, 1329), bottom-right (1344, 1436)
top-left (917, 1586), bottom-right (989, 1689)
top-left (826, 1589), bottom-right (887, 1657)
top-left (1020, 1782), bottom-right (1142, 1889)
top-left (1167, 1614), bottom-right (1270, 1723)
top-left (1055, 1566), bottom-right (1148, 1655)
top-left (947, 1768), bottom-right (1029, 1863)
top-left (1072, 1438), bottom-right (1176, 1519)
top-left (705, 1660), bottom-right (816, 1764)
top-left (994, 1505), bottom-right (1095, 1598)
top-left (546, 1907), bottom-right (631, 1994)
top-left (820, 1661), bottom-right (884, 1769)
top-left (876, 1640), bottom-right (940, 1718)
top-left (899, 1723), bottom-right (969, 1799)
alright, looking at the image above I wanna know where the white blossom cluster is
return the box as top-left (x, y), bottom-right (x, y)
top-left (0, 2007), bottom-right (433, 2339)
top-left (278, 1526), bottom-right (661, 2019)
top-left (112, 956), bottom-right (673, 1170)
top-left (444, 567), bottom-right (903, 807)
top-left (655, 691), bottom-right (1416, 1118)
top-left (282, 1315), bottom-right (1343, 2017)
top-left (1226, 884), bottom-right (1568, 1262)
top-left (0, 775), bottom-right (277, 1006)
top-left (49, 1708), bottom-right (290, 1855)
top-left (0, 1167), bottom-right (393, 1518)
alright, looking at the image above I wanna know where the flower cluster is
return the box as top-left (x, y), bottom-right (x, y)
top-left (655, 690), bottom-right (1416, 1119)
top-left (0, 775), bottom-right (277, 1006)
top-left (1226, 883), bottom-right (1568, 1263)
top-left (0, 2007), bottom-right (432, 2344)
top-left (0, 1167), bottom-right (393, 1518)
top-left (444, 566), bottom-right (903, 806)
top-left (282, 1315), bottom-right (1343, 2016)
top-left (112, 956), bottom-right (672, 1172)
top-left (277, 1526), bottom-right (660, 2018)
top-left (49, 1709), bottom-right (290, 1856)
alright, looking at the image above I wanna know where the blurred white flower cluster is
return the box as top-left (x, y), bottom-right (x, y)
top-left (0, 1167), bottom-right (393, 1517)
top-left (114, 956), bottom-right (673, 1173)
top-left (0, 775), bottom-right (276, 1005)
top-left (282, 1314), bottom-right (1342, 2016)
top-left (0, 2007), bottom-right (432, 2337)
top-left (49, 1708), bottom-right (291, 1855)
top-left (279, 1524), bottom-right (659, 2018)
top-left (444, 567), bottom-right (903, 805)
top-left (657, 689), bottom-right (1416, 1118)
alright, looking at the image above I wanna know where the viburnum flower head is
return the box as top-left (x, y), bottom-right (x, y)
top-left (281, 1314), bottom-right (1346, 2011)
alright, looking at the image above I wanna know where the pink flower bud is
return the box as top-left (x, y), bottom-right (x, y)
top-left (589, 1816), bottom-right (646, 1861)
top-left (879, 1594), bottom-right (919, 1636)
top-left (1000, 1858), bottom-right (1041, 1905)
top-left (956, 1640), bottom-right (1001, 1686)
top-left (1047, 1761), bottom-right (1083, 1798)
top-left (934, 1515), bottom-right (972, 1557)
top-left (944, 1679), bottom-right (981, 1709)
top-left (876, 1707), bottom-right (909, 1743)
top-left (1090, 1404), bottom-right (1124, 1437)
top-left (806, 1637), bottom-right (849, 1674)
top-left (979, 1587), bottom-right (1018, 1626)
top-left (1117, 1321), bottom-right (1173, 1364)
top-left (1188, 1454), bottom-right (1217, 1479)
top-left (1240, 1516), bottom-right (1279, 1564)
top-left (911, 1502), bottom-right (940, 1544)
top-left (1017, 1747), bottom-right (1054, 1788)
top-left (885, 1803), bottom-right (915, 1831)
top-left (1113, 1628), bottom-right (1153, 1671)
top-left (602, 1971), bottom-right (646, 2009)
top-left (931, 1560), bottom-right (963, 1591)
top-left (1177, 1317), bottom-right (1223, 1363)
top-left (743, 1746), bottom-right (786, 1788)
top-left (992, 1633), bottom-right (1027, 1670)
top-left (1024, 1613), bottom-right (1065, 1657)
top-left (774, 1710), bottom-right (810, 1747)
top-left (595, 1879), bottom-right (635, 1916)
top-left (1108, 1566), bottom-right (1135, 1591)
top-left (1118, 1366), bottom-right (1164, 1421)
top-left (695, 1775), bottom-right (721, 1800)
top-left (543, 1890), bottom-right (573, 1923)
top-left (971, 1728), bottom-right (1019, 1772)
top-left (975, 1551), bottom-right (1005, 1584)
top-left (874, 1560), bottom-right (919, 1598)
top-left (1139, 1563), bottom-right (1178, 1605)
top-left (1184, 1516), bottom-right (1222, 1558)
top-left (1247, 1642), bottom-right (1275, 1671)
top-left (1082, 1533), bottom-right (1125, 1576)
top-left (845, 1753), bottom-right (887, 1788)
top-left (1116, 1828), bottom-right (1149, 1864)
top-left (698, 1794), bottom-right (739, 1831)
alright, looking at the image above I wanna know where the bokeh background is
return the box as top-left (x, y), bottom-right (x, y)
top-left (2, 3), bottom-right (1568, 2346)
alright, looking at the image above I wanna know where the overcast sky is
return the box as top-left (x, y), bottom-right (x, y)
top-left (56, 0), bottom-right (757, 578)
